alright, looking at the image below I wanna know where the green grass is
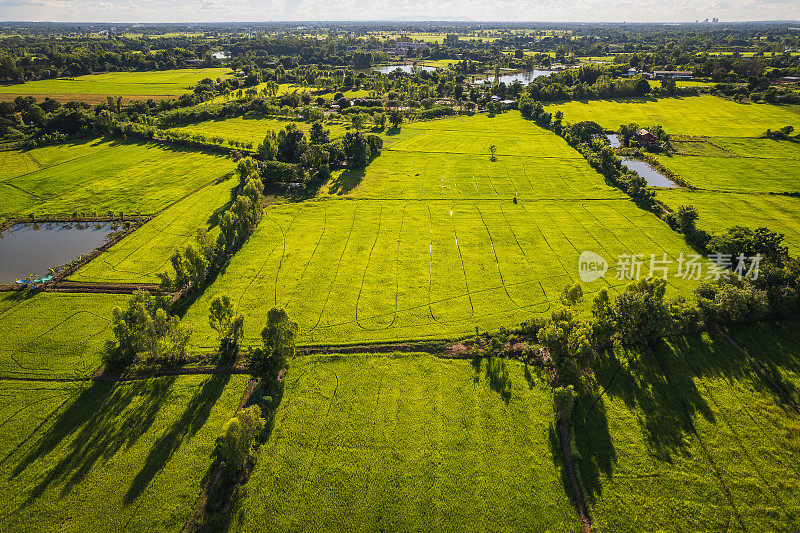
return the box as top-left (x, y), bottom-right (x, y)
top-left (0, 138), bottom-right (233, 217)
top-left (653, 138), bottom-right (800, 193)
top-left (657, 189), bottom-right (800, 253)
top-left (70, 175), bottom-right (237, 284)
top-left (230, 353), bottom-right (580, 533)
top-left (580, 331), bottom-right (800, 531)
top-left (167, 115), bottom-right (348, 147)
top-left (0, 374), bottom-right (248, 533)
top-left (547, 95), bottom-right (800, 137)
top-left (0, 68), bottom-right (233, 98)
top-left (182, 112), bottom-right (706, 348)
top-left (0, 293), bottom-right (123, 379)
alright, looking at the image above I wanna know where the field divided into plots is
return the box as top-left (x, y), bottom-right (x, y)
top-left (0, 139), bottom-right (233, 218)
top-left (546, 95), bottom-right (800, 137)
top-left (69, 175), bottom-right (237, 284)
top-left (183, 112), bottom-right (704, 347)
top-left (230, 354), bottom-right (580, 533)
top-left (582, 331), bottom-right (800, 532)
top-left (550, 96), bottom-right (800, 251)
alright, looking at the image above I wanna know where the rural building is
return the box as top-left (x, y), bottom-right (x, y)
top-left (652, 70), bottom-right (693, 80)
top-left (627, 67), bottom-right (638, 76)
top-left (636, 128), bottom-right (658, 146)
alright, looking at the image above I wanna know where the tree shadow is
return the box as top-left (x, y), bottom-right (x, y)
top-left (13, 377), bottom-right (177, 505)
top-left (124, 373), bottom-right (231, 504)
top-left (326, 168), bottom-right (365, 196)
top-left (198, 375), bottom-right (285, 532)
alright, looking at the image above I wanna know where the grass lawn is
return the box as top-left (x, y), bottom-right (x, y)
top-left (0, 68), bottom-right (233, 100)
top-left (580, 331), bottom-right (800, 532)
top-left (546, 95), bottom-right (800, 137)
top-left (181, 112), bottom-right (706, 348)
top-left (70, 175), bottom-right (237, 284)
top-left (0, 374), bottom-right (248, 533)
top-left (0, 138), bottom-right (233, 218)
top-left (167, 115), bottom-right (348, 147)
top-left (230, 353), bottom-right (580, 533)
top-left (656, 189), bottom-right (800, 253)
top-left (0, 292), bottom-right (123, 379)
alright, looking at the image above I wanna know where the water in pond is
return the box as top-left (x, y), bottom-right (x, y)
top-left (483, 70), bottom-right (556, 85)
top-left (620, 157), bottom-right (678, 188)
top-left (370, 64), bottom-right (437, 74)
top-left (0, 222), bottom-right (117, 284)
top-left (606, 134), bottom-right (621, 148)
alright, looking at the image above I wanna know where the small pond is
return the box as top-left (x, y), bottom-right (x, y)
top-left (370, 64), bottom-right (437, 74)
top-left (0, 222), bottom-right (118, 284)
top-left (606, 133), bottom-right (621, 148)
top-left (620, 157), bottom-right (679, 188)
top-left (484, 70), bottom-right (556, 85)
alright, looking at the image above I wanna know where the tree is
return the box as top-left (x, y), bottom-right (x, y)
top-left (538, 307), bottom-right (592, 386)
top-left (611, 278), bottom-right (670, 345)
top-left (208, 294), bottom-right (245, 358)
top-left (553, 385), bottom-right (576, 420)
top-left (675, 205), bottom-right (699, 234)
top-left (350, 112), bottom-right (366, 132)
top-left (389, 109), bottom-right (403, 128)
top-left (309, 121), bottom-right (329, 144)
top-left (257, 131), bottom-right (277, 160)
top-left (489, 144), bottom-right (497, 162)
top-left (220, 404), bottom-right (265, 474)
top-left (250, 307), bottom-right (298, 375)
top-left (342, 131), bottom-right (371, 169)
top-left (373, 112), bottom-right (386, 130)
top-left (106, 290), bottom-right (191, 367)
top-left (276, 123), bottom-right (307, 163)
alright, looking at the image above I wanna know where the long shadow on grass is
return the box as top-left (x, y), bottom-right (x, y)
top-left (124, 373), bottom-right (231, 504)
top-left (327, 168), bottom-right (366, 195)
top-left (200, 375), bottom-right (286, 532)
top-left (13, 377), bottom-right (177, 504)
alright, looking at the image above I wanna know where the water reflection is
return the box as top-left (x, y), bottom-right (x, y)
top-left (0, 222), bottom-right (117, 283)
top-left (620, 157), bottom-right (678, 188)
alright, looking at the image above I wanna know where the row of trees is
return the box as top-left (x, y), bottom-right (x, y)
top-left (157, 159), bottom-right (264, 293)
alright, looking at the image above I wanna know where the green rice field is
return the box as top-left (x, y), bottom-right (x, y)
top-left (0, 374), bottom-right (248, 533)
top-left (230, 353), bottom-right (580, 533)
top-left (69, 175), bottom-right (237, 283)
top-left (178, 112), bottom-right (705, 347)
top-left (546, 95), bottom-right (800, 137)
top-left (0, 293), bottom-right (123, 379)
top-left (0, 68), bottom-right (233, 100)
top-left (582, 331), bottom-right (800, 531)
top-left (0, 139), bottom-right (233, 218)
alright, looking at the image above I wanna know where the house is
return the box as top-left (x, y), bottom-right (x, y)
top-left (652, 70), bottom-right (693, 80)
top-left (500, 99), bottom-right (516, 109)
top-left (627, 67), bottom-right (638, 77)
top-left (636, 129), bottom-right (658, 146)
top-left (779, 76), bottom-right (800, 84)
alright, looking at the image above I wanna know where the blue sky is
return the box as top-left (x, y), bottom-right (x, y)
top-left (0, 0), bottom-right (798, 23)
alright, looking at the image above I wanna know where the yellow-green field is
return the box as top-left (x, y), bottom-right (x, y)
top-left (0, 68), bottom-right (233, 101)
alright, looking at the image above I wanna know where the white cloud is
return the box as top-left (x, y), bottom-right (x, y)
top-left (0, 0), bottom-right (798, 22)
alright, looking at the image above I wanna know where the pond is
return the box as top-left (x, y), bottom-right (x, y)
top-left (369, 64), bottom-right (437, 74)
top-left (484, 70), bottom-right (556, 85)
top-left (606, 133), bottom-right (621, 148)
top-left (0, 222), bottom-right (118, 284)
top-left (620, 157), bottom-right (679, 188)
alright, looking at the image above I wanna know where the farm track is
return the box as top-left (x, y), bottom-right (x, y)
top-left (355, 203), bottom-right (383, 330)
